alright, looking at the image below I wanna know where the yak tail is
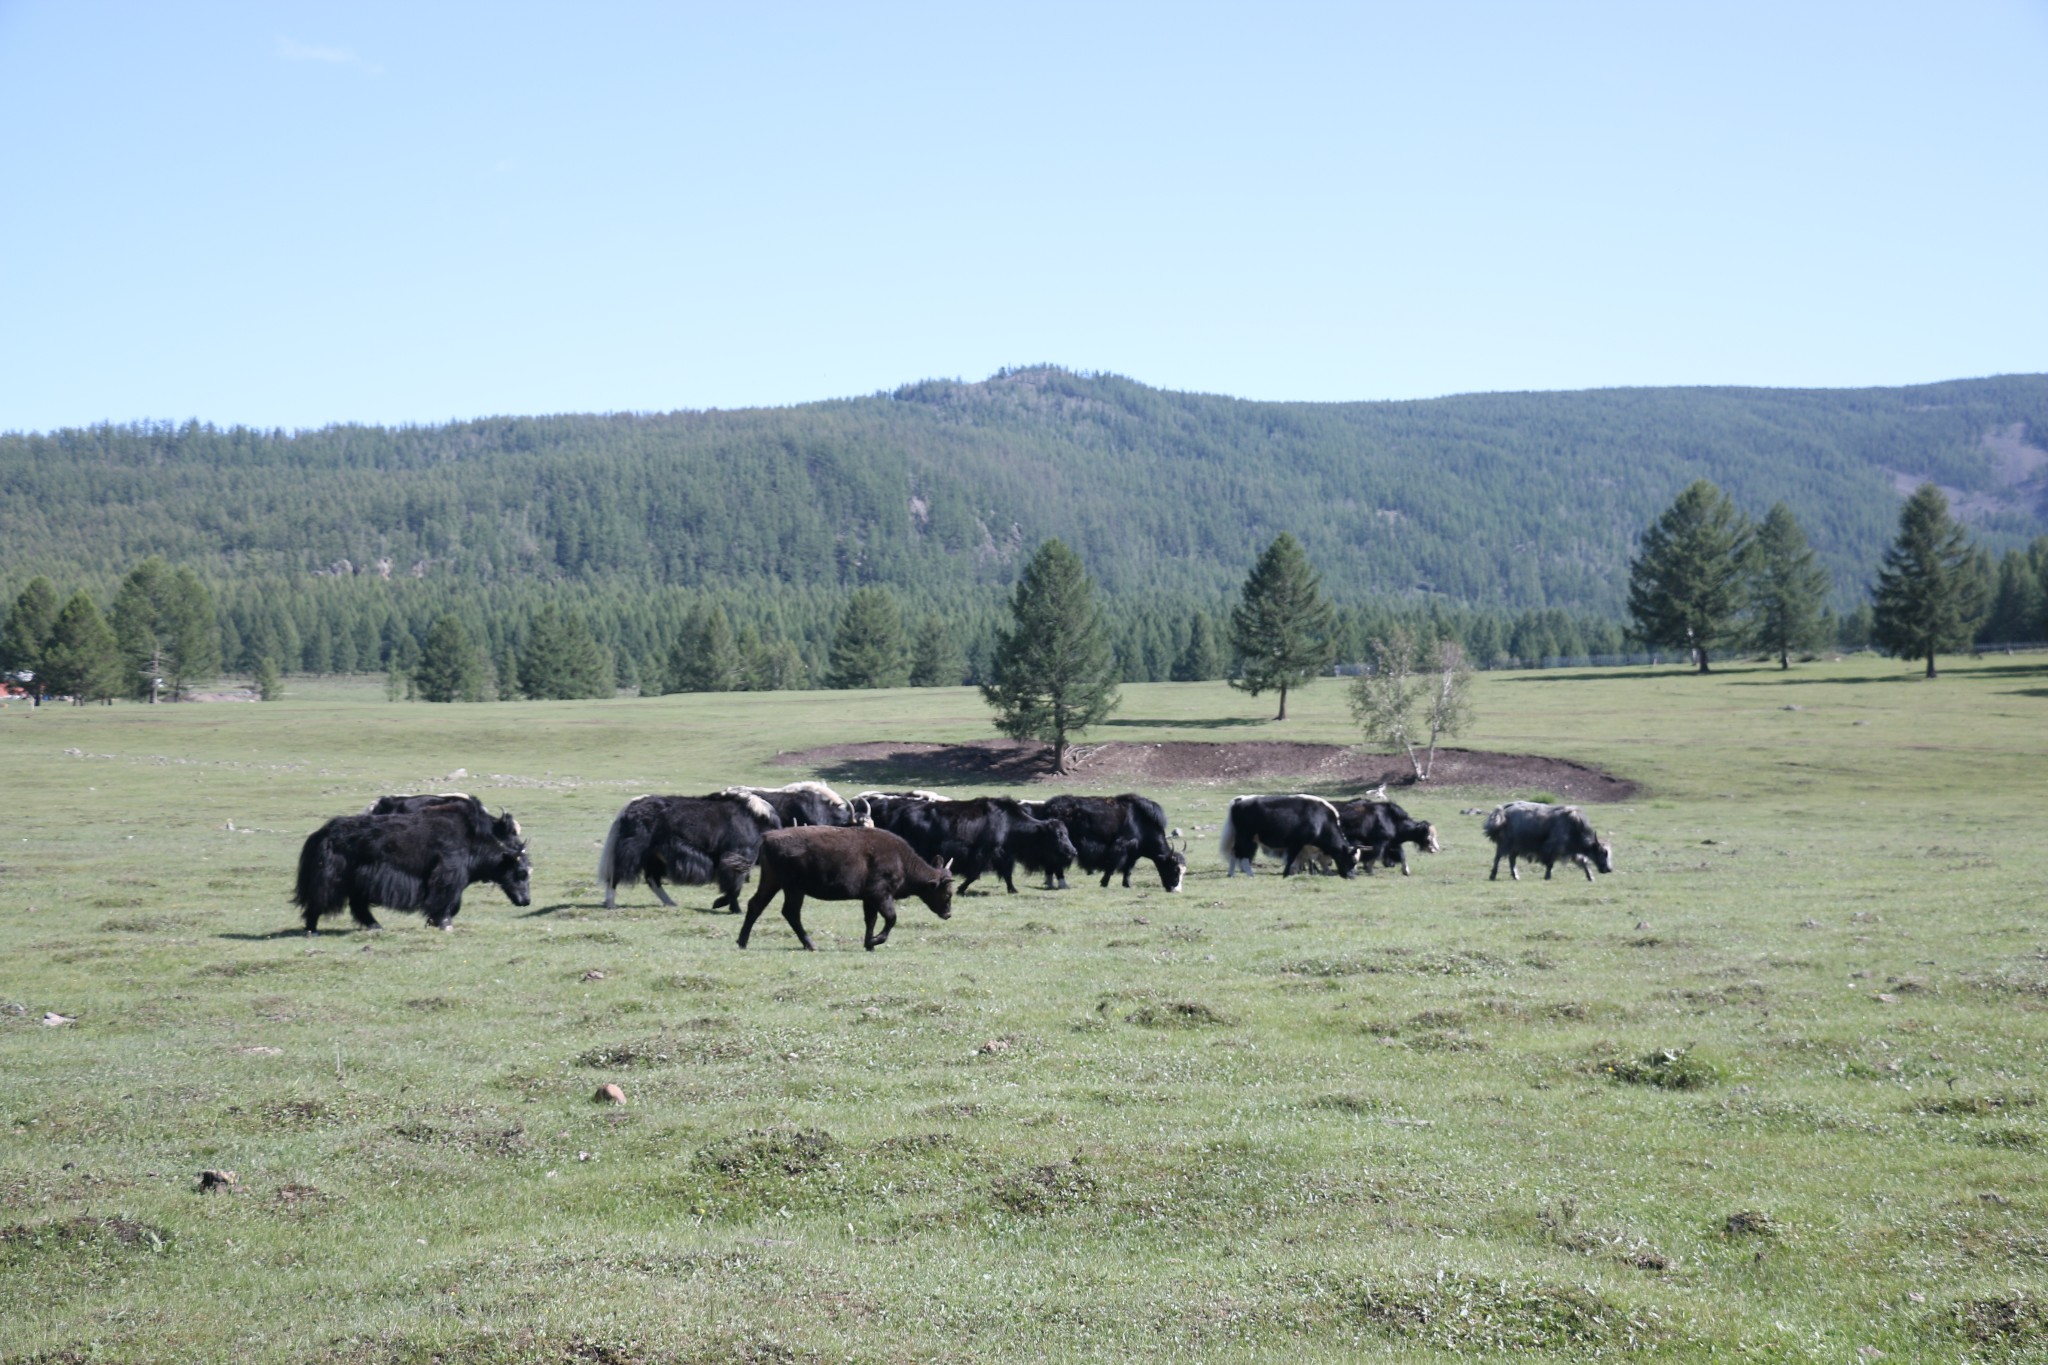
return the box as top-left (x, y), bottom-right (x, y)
top-left (292, 822), bottom-right (346, 915)
top-left (596, 800), bottom-right (637, 891)
top-left (1218, 801), bottom-right (1241, 866)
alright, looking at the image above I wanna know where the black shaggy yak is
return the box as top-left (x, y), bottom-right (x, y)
top-left (596, 791), bottom-right (781, 910)
top-left (1482, 801), bottom-right (1615, 881)
top-left (739, 826), bottom-right (954, 951)
top-left (293, 804), bottom-right (530, 933)
top-left (1025, 793), bottom-right (1185, 891)
top-left (875, 796), bottom-right (1076, 894)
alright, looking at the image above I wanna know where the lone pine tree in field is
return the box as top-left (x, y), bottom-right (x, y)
top-left (1229, 533), bottom-right (1335, 719)
top-left (1626, 480), bottom-right (1750, 673)
top-left (981, 539), bottom-right (1119, 772)
top-left (826, 588), bottom-right (910, 689)
top-left (1746, 502), bottom-right (1832, 669)
top-left (1871, 483), bottom-right (1989, 678)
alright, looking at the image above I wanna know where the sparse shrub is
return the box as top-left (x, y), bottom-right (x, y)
top-left (696, 1128), bottom-right (839, 1179)
top-left (1600, 1047), bottom-right (1723, 1090)
top-left (1125, 1001), bottom-right (1229, 1028)
top-left (991, 1159), bottom-right (1097, 1215)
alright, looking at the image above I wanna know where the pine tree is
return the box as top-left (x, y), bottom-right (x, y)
top-left (664, 604), bottom-right (744, 692)
top-left (1626, 480), bottom-right (1750, 673)
top-left (41, 592), bottom-right (123, 704)
top-left (826, 588), bottom-right (909, 689)
top-left (1871, 483), bottom-right (1988, 678)
top-left (1170, 612), bottom-right (1224, 681)
top-left (254, 656), bottom-right (283, 701)
top-left (908, 615), bottom-right (966, 687)
top-left (0, 577), bottom-right (61, 696)
top-left (981, 539), bottom-right (1120, 772)
top-left (519, 605), bottom-right (614, 699)
top-left (1746, 502), bottom-right (1831, 669)
top-left (107, 558), bottom-right (221, 700)
top-left (1228, 533), bottom-right (1335, 719)
top-left (414, 614), bottom-right (489, 702)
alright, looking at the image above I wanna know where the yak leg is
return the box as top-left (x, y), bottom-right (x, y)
top-left (603, 881), bottom-right (617, 910)
top-left (423, 863), bottom-right (467, 929)
top-left (1488, 848), bottom-right (1502, 881)
top-left (1577, 855), bottom-right (1595, 882)
top-left (780, 890), bottom-right (814, 951)
top-left (997, 856), bottom-right (1019, 894)
top-left (864, 894), bottom-right (898, 951)
top-left (645, 873), bottom-right (678, 908)
top-left (711, 858), bottom-right (748, 913)
top-left (1280, 845), bottom-right (1302, 877)
top-left (738, 868), bottom-right (781, 948)
top-left (349, 891), bottom-right (380, 930)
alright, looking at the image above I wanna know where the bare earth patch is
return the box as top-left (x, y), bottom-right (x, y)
top-left (776, 739), bottom-right (1635, 801)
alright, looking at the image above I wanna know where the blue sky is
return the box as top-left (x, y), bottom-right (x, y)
top-left (3, 2), bottom-right (2046, 431)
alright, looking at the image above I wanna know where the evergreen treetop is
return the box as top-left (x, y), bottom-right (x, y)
top-left (1626, 480), bottom-right (1751, 673)
top-left (1229, 533), bottom-right (1335, 719)
top-left (980, 539), bottom-right (1120, 772)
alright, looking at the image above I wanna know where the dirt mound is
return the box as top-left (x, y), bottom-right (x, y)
top-left (774, 739), bottom-right (1635, 801)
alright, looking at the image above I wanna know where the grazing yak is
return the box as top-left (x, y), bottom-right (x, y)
top-left (596, 791), bottom-right (781, 910)
top-left (1337, 798), bottom-right (1441, 875)
top-left (1482, 801), bottom-right (1614, 881)
top-left (722, 781), bottom-right (855, 828)
top-left (739, 826), bottom-right (955, 951)
top-left (1220, 795), bottom-right (1363, 877)
top-left (1023, 793), bottom-right (1185, 891)
top-left (294, 803), bottom-right (530, 934)
top-left (874, 796), bottom-right (1077, 894)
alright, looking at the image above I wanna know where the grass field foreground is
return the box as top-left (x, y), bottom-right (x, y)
top-left (3, 659), bottom-right (2046, 1362)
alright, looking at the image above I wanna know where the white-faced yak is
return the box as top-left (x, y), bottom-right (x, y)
top-left (293, 803), bottom-right (530, 934)
top-left (739, 826), bottom-right (954, 951)
top-left (1482, 801), bottom-right (1614, 881)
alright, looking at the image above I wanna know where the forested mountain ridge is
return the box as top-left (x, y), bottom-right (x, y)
top-left (5, 367), bottom-right (2046, 621)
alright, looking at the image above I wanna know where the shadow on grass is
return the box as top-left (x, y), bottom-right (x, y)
top-left (217, 928), bottom-right (312, 941)
top-left (2005, 687), bottom-right (2048, 699)
top-left (1098, 716), bottom-right (1269, 729)
top-left (811, 755), bottom-right (1055, 789)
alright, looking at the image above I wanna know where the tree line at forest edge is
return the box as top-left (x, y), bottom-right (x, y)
top-left (3, 478), bottom-right (2032, 772)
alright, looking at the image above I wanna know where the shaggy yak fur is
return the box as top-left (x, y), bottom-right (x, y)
top-left (596, 792), bottom-right (781, 911)
top-left (874, 796), bottom-right (1077, 894)
top-left (1219, 794), bottom-right (1363, 877)
top-left (739, 826), bottom-right (954, 951)
top-left (1337, 798), bottom-right (1441, 875)
top-left (293, 804), bottom-right (530, 933)
top-left (1482, 801), bottom-right (1615, 881)
top-left (1024, 793), bottom-right (1185, 891)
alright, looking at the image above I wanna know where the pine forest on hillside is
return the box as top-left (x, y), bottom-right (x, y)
top-left (4, 367), bottom-right (2047, 689)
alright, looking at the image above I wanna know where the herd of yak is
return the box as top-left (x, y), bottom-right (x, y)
top-left (291, 782), bottom-right (1617, 949)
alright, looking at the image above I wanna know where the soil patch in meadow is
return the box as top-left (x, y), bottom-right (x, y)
top-left (777, 739), bottom-right (1635, 800)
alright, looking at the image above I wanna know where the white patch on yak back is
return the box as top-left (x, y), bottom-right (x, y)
top-left (1288, 793), bottom-right (1342, 820)
top-left (719, 788), bottom-right (778, 824)
top-left (778, 779), bottom-right (850, 813)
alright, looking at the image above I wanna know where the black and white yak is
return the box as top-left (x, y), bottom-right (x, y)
top-left (1023, 793), bottom-right (1186, 891)
top-left (739, 826), bottom-right (955, 951)
top-left (1337, 798), bottom-right (1440, 875)
top-left (596, 791), bottom-right (781, 910)
top-left (294, 803), bottom-right (530, 934)
top-left (1481, 801), bottom-right (1614, 881)
top-left (1219, 794), bottom-right (1363, 877)
top-left (722, 781), bottom-right (855, 828)
top-left (874, 796), bottom-right (1077, 894)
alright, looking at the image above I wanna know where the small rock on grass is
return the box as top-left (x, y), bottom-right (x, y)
top-left (594, 1083), bottom-right (626, 1105)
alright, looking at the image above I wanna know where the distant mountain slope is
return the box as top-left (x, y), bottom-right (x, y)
top-left (4, 366), bottom-right (2045, 614)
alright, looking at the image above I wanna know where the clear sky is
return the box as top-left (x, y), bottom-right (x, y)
top-left (4, 1), bottom-right (2046, 432)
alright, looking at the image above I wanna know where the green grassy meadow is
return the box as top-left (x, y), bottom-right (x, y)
top-left (3, 659), bottom-right (2046, 1362)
